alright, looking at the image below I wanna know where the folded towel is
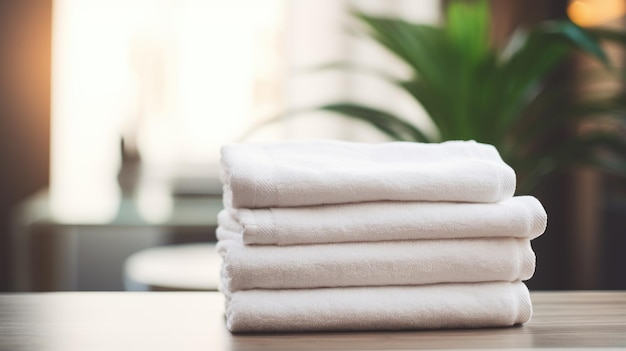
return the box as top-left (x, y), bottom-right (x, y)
top-left (218, 196), bottom-right (546, 246)
top-left (224, 281), bottom-right (532, 332)
top-left (217, 235), bottom-right (535, 292)
top-left (221, 140), bottom-right (516, 209)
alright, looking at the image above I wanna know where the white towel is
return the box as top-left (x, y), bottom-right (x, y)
top-left (217, 235), bottom-right (535, 292)
top-left (218, 196), bottom-right (546, 246)
top-left (224, 281), bottom-right (532, 332)
top-left (220, 140), bottom-right (516, 209)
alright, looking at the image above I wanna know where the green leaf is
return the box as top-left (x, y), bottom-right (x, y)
top-left (354, 13), bottom-right (452, 91)
top-left (240, 103), bottom-right (433, 143)
top-left (540, 20), bottom-right (609, 66)
top-left (317, 103), bottom-right (433, 142)
top-left (493, 21), bottom-right (609, 137)
top-left (397, 79), bottom-right (450, 140)
top-left (494, 31), bottom-right (570, 135)
top-left (588, 27), bottom-right (626, 47)
top-left (446, 0), bottom-right (490, 67)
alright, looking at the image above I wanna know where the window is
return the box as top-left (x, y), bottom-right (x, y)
top-left (50, 0), bottom-right (440, 220)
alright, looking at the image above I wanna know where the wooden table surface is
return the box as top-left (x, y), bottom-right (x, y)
top-left (1, 291), bottom-right (625, 351)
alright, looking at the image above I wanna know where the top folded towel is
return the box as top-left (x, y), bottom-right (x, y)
top-left (221, 140), bottom-right (516, 208)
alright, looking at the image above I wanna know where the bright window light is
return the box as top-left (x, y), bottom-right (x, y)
top-left (50, 0), bottom-right (284, 220)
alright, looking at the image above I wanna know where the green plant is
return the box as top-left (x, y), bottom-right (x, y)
top-left (257, 0), bottom-right (626, 194)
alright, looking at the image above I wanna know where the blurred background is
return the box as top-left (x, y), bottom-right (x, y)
top-left (0, 0), bottom-right (624, 292)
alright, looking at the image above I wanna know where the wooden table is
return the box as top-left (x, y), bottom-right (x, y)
top-left (1, 292), bottom-right (625, 350)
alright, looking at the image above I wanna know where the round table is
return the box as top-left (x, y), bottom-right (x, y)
top-left (124, 243), bottom-right (221, 291)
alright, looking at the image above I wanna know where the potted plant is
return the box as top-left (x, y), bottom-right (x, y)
top-left (257, 0), bottom-right (626, 194)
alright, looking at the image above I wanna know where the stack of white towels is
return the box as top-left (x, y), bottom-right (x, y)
top-left (217, 140), bottom-right (547, 333)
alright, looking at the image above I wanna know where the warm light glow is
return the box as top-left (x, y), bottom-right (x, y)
top-left (568, 0), bottom-right (626, 27)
